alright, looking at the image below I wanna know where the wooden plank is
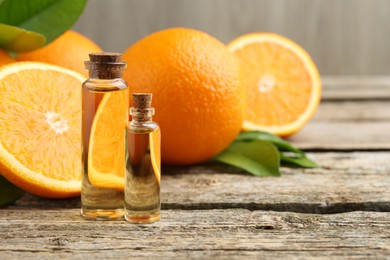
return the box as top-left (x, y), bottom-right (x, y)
top-left (312, 101), bottom-right (390, 121)
top-left (322, 77), bottom-right (390, 100)
top-left (73, 0), bottom-right (390, 75)
top-left (162, 152), bottom-right (390, 213)
top-left (288, 79), bottom-right (390, 148)
top-left (0, 209), bottom-right (389, 258)
top-left (288, 122), bottom-right (390, 150)
top-left (11, 152), bottom-right (390, 214)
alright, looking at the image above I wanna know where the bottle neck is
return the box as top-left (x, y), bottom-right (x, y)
top-left (85, 61), bottom-right (126, 79)
top-left (88, 69), bottom-right (123, 79)
top-left (130, 108), bottom-right (154, 124)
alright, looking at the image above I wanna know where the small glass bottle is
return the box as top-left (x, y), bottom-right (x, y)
top-left (125, 93), bottom-right (161, 224)
top-left (81, 52), bottom-right (129, 220)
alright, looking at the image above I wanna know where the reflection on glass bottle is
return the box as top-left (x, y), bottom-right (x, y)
top-left (125, 93), bottom-right (161, 224)
top-left (81, 52), bottom-right (128, 220)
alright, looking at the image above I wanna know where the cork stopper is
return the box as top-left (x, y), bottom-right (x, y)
top-left (85, 52), bottom-right (126, 79)
top-left (130, 93), bottom-right (154, 121)
top-left (89, 52), bottom-right (122, 62)
top-left (132, 93), bottom-right (152, 109)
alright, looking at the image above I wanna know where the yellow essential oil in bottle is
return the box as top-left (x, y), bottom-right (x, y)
top-left (125, 93), bottom-right (161, 224)
top-left (81, 52), bottom-right (129, 220)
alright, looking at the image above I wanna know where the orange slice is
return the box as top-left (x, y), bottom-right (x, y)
top-left (149, 128), bottom-right (161, 185)
top-left (88, 89), bottom-right (128, 190)
top-left (0, 62), bottom-right (85, 198)
top-left (228, 33), bottom-right (321, 136)
top-left (0, 49), bottom-right (16, 67)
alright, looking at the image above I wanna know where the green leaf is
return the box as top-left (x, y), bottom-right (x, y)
top-left (0, 0), bottom-right (87, 45)
top-left (0, 23), bottom-right (45, 52)
top-left (280, 153), bottom-right (319, 168)
top-left (0, 175), bottom-right (24, 207)
top-left (237, 131), bottom-right (303, 154)
top-left (215, 140), bottom-right (280, 177)
top-left (237, 131), bottom-right (319, 168)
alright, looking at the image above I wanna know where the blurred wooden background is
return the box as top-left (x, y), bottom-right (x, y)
top-left (73, 0), bottom-right (390, 76)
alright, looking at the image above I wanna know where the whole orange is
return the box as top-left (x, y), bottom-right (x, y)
top-left (17, 30), bottom-right (102, 75)
top-left (123, 28), bottom-right (243, 165)
top-left (0, 49), bottom-right (15, 66)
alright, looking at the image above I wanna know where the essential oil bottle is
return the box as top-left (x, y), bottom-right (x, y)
top-left (125, 93), bottom-right (161, 224)
top-left (81, 52), bottom-right (129, 220)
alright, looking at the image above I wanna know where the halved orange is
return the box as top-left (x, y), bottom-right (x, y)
top-left (0, 62), bottom-right (85, 198)
top-left (149, 128), bottom-right (161, 185)
top-left (88, 89), bottom-right (128, 190)
top-left (228, 33), bottom-right (321, 136)
top-left (0, 49), bottom-right (15, 67)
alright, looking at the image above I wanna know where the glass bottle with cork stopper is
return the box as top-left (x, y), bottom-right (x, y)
top-left (125, 93), bottom-right (161, 223)
top-left (81, 52), bottom-right (129, 220)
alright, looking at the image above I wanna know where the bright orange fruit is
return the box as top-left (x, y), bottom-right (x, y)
top-left (149, 129), bottom-right (161, 185)
top-left (123, 28), bottom-right (244, 165)
top-left (17, 30), bottom-right (102, 76)
top-left (228, 33), bottom-right (321, 136)
top-left (0, 62), bottom-right (85, 198)
top-left (0, 49), bottom-right (15, 66)
top-left (87, 90), bottom-right (128, 190)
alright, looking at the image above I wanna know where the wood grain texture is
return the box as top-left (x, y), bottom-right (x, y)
top-left (1, 77), bottom-right (389, 258)
top-left (287, 77), bottom-right (390, 149)
top-left (313, 101), bottom-right (390, 121)
top-left (161, 152), bottom-right (390, 213)
top-left (322, 77), bottom-right (390, 100)
top-left (289, 122), bottom-right (390, 150)
top-left (0, 209), bottom-right (389, 258)
top-left (73, 0), bottom-right (390, 75)
top-left (10, 152), bottom-right (390, 214)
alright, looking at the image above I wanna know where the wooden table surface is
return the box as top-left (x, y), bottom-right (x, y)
top-left (1, 77), bottom-right (390, 259)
